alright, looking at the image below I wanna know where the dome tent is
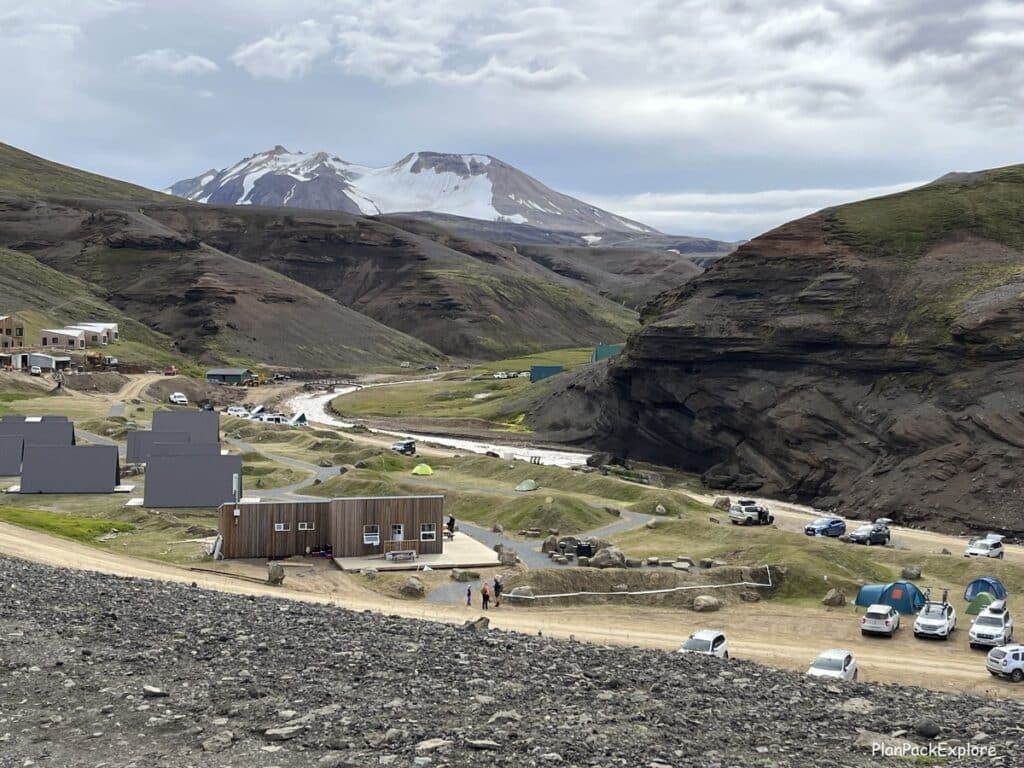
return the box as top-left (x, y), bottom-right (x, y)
top-left (411, 463), bottom-right (434, 476)
top-left (854, 581), bottom-right (926, 615)
top-left (964, 576), bottom-right (1007, 601)
top-left (966, 591), bottom-right (996, 615)
top-left (515, 479), bottom-right (539, 492)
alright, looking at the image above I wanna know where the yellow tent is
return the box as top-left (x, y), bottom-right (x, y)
top-left (411, 463), bottom-right (434, 476)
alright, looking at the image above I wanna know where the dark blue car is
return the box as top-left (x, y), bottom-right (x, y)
top-left (805, 516), bottom-right (846, 537)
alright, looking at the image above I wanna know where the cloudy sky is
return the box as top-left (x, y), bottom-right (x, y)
top-left (2, 0), bottom-right (1022, 239)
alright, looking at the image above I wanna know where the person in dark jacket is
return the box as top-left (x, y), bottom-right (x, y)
top-left (493, 577), bottom-right (502, 608)
top-left (466, 585), bottom-right (472, 606)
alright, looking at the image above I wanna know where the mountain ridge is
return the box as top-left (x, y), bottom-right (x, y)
top-left (168, 145), bottom-right (660, 236)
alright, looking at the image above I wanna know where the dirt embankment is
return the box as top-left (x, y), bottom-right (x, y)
top-left (61, 371), bottom-right (129, 394)
top-left (144, 376), bottom-right (245, 407)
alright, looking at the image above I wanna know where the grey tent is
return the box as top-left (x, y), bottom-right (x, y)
top-left (20, 445), bottom-right (120, 494)
top-left (143, 454), bottom-right (242, 508)
top-left (0, 435), bottom-right (24, 475)
top-left (152, 411), bottom-right (220, 445)
top-left (149, 442), bottom-right (221, 457)
top-left (126, 430), bottom-right (190, 464)
top-left (0, 419), bottom-right (75, 447)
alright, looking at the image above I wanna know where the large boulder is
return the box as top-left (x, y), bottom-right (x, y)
top-left (712, 496), bottom-right (731, 511)
top-left (901, 565), bottom-right (922, 580)
top-left (590, 547), bottom-right (627, 569)
top-left (400, 577), bottom-right (426, 599)
top-left (450, 569), bottom-right (480, 582)
top-left (611, 583), bottom-right (629, 593)
top-left (509, 586), bottom-right (535, 599)
top-left (267, 563), bottom-right (285, 586)
top-left (498, 549), bottom-right (519, 566)
top-left (821, 588), bottom-right (847, 607)
top-left (692, 595), bottom-right (721, 612)
top-left (541, 534), bottom-right (559, 553)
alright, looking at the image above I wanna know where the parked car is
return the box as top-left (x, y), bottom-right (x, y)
top-left (804, 516), bottom-right (846, 537)
top-left (914, 600), bottom-right (957, 640)
top-left (163, 365), bottom-right (178, 376)
top-left (28, 365), bottom-right (42, 377)
top-left (807, 649), bottom-right (858, 681)
top-left (970, 600), bottom-right (1014, 649)
top-left (390, 439), bottom-right (417, 456)
top-left (678, 629), bottom-right (729, 658)
top-left (199, 402), bottom-right (214, 412)
top-left (848, 523), bottom-right (890, 545)
top-left (965, 534), bottom-right (1006, 559)
top-left (861, 604), bottom-right (901, 637)
top-left (986, 643), bottom-right (1024, 682)
top-left (493, 371), bottom-right (509, 379)
top-left (729, 499), bottom-right (774, 526)
top-left (271, 373), bottom-right (291, 383)
top-left (168, 392), bottom-right (188, 406)
top-left (225, 406), bottom-right (250, 418)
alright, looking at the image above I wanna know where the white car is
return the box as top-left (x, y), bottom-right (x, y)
top-left (807, 649), bottom-right (858, 681)
top-left (492, 371), bottom-right (509, 379)
top-left (29, 365), bottom-right (42, 376)
top-left (678, 629), bottom-right (729, 659)
top-left (987, 643), bottom-right (1024, 682)
top-left (168, 392), bottom-right (188, 406)
top-left (914, 601), bottom-right (957, 640)
top-left (861, 604), bottom-right (901, 637)
top-left (965, 534), bottom-right (1006, 559)
top-left (970, 601), bottom-right (1014, 649)
top-left (225, 406), bottom-right (249, 417)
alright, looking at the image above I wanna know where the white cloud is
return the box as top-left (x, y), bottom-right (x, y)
top-left (132, 48), bottom-right (218, 76)
top-left (584, 182), bottom-right (927, 239)
top-left (230, 19), bottom-right (331, 80)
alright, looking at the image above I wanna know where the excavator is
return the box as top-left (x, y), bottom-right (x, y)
top-left (85, 352), bottom-right (118, 370)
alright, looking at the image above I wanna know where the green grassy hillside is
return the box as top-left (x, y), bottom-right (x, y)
top-left (0, 143), bottom-right (169, 202)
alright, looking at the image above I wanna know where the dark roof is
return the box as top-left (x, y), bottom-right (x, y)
top-left (206, 368), bottom-right (252, 376)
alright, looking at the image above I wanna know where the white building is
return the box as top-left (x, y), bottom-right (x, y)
top-left (40, 328), bottom-right (86, 350)
top-left (68, 322), bottom-right (119, 346)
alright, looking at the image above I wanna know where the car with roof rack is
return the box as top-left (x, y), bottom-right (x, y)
top-left (970, 600), bottom-right (1013, 649)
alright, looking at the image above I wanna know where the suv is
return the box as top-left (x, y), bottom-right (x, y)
top-left (965, 534), bottom-right (1005, 559)
top-left (807, 649), bottom-right (858, 681)
top-left (729, 499), bottom-right (774, 526)
top-left (848, 523), bottom-right (890, 545)
top-left (29, 365), bottom-right (42, 376)
top-left (970, 601), bottom-right (1014, 649)
top-left (804, 516), bottom-right (846, 537)
top-left (390, 439), bottom-right (416, 456)
top-left (987, 644), bottom-right (1024, 682)
top-left (914, 600), bottom-right (957, 640)
top-left (678, 630), bottom-right (729, 659)
top-left (861, 604), bottom-right (901, 637)
top-left (168, 392), bottom-right (188, 406)
top-left (163, 365), bottom-right (178, 376)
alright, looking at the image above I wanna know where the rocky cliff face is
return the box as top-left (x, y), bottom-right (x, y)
top-left (532, 166), bottom-right (1024, 534)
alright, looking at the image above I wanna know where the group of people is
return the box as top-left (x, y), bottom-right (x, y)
top-left (466, 577), bottom-right (503, 609)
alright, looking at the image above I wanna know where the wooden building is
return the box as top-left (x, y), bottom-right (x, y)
top-left (217, 495), bottom-right (444, 559)
top-left (0, 314), bottom-right (26, 351)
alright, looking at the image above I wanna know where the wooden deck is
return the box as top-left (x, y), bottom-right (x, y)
top-left (333, 532), bottom-right (500, 572)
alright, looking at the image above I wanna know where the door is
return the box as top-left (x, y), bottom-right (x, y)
top-left (392, 524), bottom-right (404, 542)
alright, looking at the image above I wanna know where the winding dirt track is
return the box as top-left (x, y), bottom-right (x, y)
top-left (2, 522), bottom-right (1021, 700)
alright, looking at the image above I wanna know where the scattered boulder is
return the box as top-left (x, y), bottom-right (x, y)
top-left (821, 588), bottom-right (847, 607)
top-left (611, 583), bottom-right (629, 593)
top-left (416, 738), bottom-right (452, 753)
top-left (509, 586), bottom-right (535, 598)
top-left (576, 557), bottom-right (590, 567)
top-left (354, 460), bottom-right (368, 469)
top-left (361, 568), bottom-right (378, 580)
top-left (142, 685), bottom-right (168, 698)
top-left (712, 496), bottom-right (731, 511)
top-left (541, 535), bottom-right (559, 554)
top-left (400, 577), bottom-right (426, 599)
top-left (699, 558), bottom-right (726, 569)
top-left (654, 503), bottom-right (667, 515)
top-left (914, 718), bottom-right (941, 739)
top-left (317, 457), bottom-right (333, 468)
top-left (839, 697), bottom-right (875, 714)
top-left (491, 523), bottom-right (504, 534)
top-left (692, 595), bottom-right (721, 612)
top-left (264, 725), bottom-right (303, 741)
top-left (589, 547), bottom-right (627, 569)
top-left (466, 739), bottom-right (500, 750)
top-left (646, 556), bottom-right (660, 566)
top-left (336, 466), bottom-right (349, 476)
top-left (267, 563), bottom-right (285, 586)
top-left (450, 569), bottom-right (480, 582)
top-left (498, 549), bottom-right (519, 566)
top-left (708, 517), bottom-right (721, 525)
top-left (625, 559), bottom-right (643, 568)
top-left (644, 519), bottom-right (657, 530)
top-left (901, 565), bottom-right (922, 580)
top-left (671, 562), bottom-right (690, 572)
top-left (940, 548), bottom-right (952, 555)
top-left (462, 617), bottom-right (490, 632)
top-left (201, 730), bottom-right (235, 753)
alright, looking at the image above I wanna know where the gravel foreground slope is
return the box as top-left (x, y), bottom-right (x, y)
top-left (1, 556), bottom-right (1022, 768)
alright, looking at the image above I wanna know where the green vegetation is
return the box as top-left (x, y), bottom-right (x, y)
top-left (827, 165), bottom-right (1024, 259)
top-left (473, 347), bottom-right (598, 373)
top-left (0, 506), bottom-right (133, 543)
top-left (0, 142), bottom-right (170, 202)
top-left (239, 451), bottom-right (313, 489)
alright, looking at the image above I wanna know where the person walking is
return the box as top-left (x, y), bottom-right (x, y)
top-left (466, 585), bottom-right (472, 607)
top-left (493, 577), bottom-right (502, 608)
top-left (481, 582), bottom-right (490, 610)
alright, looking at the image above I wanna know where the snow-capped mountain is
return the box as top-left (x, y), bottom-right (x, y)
top-left (167, 146), bottom-right (658, 235)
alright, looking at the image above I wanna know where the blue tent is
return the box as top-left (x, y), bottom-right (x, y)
top-left (854, 581), bottom-right (927, 614)
top-left (964, 577), bottom-right (1007, 601)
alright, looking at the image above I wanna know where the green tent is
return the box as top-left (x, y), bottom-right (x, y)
top-left (966, 591), bottom-right (996, 615)
top-left (411, 463), bottom-right (434, 476)
top-left (515, 479), bottom-right (539, 492)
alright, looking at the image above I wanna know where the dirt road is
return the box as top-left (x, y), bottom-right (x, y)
top-left (2, 522), bottom-right (1020, 700)
top-left (114, 372), bottom-right (166, 402)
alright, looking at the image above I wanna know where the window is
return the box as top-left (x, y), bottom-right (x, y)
top-left (41, 337), bottom-right (47, 346)
top-left (363, 524), bottom-right (380, 545)
top-left (391, 524), bottom-right (404, 541)
top-left (420, 523), bottom-right (437, 542)
top-left (274, 522), bottom-right (290, 532)
top-left (52, 337), bottom-right (58, 345)
top-left (298, 521), bottom-right (315, 531)
top-left (14, 327), bottom-right (22, 337)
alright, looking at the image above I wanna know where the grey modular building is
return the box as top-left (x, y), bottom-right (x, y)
top-left (143, 454), bottom-right (242, 508)
top-left (151, 411), bottom-right (220, 445)
top-left (19, 445), bottom-right (120, 494)
top-left (126, 431), bottom-right (190, 464)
